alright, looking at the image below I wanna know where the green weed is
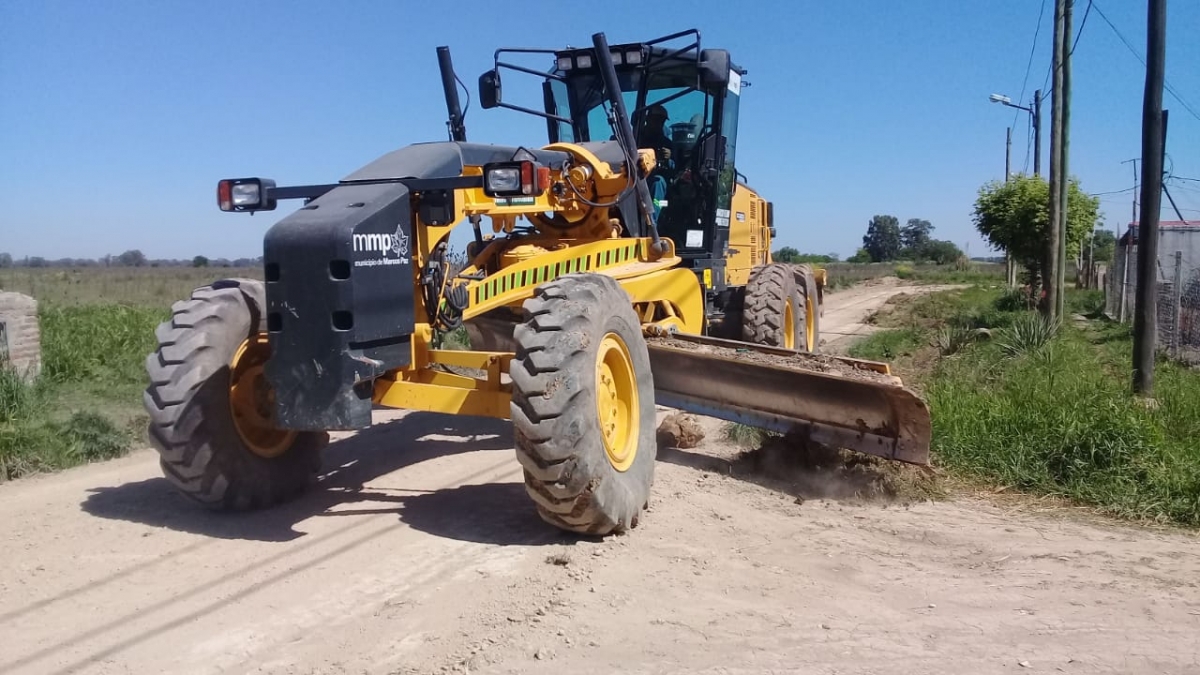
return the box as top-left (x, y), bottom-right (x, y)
top-left (997, 313), bottom-right (1061, 357)
top-left (848, 328), bottom-right (922, 361)
top-left (935, 324), bottom-right (978, 356)
top-left (724, 423), bottom-right (776, 447)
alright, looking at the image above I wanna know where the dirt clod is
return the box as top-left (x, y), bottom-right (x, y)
top-left (656, 413), bottom-right (706, 449)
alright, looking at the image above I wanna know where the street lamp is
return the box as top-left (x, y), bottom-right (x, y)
top-left (989, 89), bottom-right (1042, 176)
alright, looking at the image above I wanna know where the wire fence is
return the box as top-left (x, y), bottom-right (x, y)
top-left (1105, 245), bottom-right (1200, 365)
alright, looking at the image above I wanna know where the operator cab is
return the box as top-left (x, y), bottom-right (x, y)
top-left (546, 34), bottom-right (743, 262)
top-left (477, 30), bottom-right (745, 274)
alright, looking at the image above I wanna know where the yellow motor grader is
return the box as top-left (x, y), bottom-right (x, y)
top-left (145, 29), bottom-right (931, 535)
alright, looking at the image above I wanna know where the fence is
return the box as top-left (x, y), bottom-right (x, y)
top-left (1105, 245), bottom-right (1200, 364)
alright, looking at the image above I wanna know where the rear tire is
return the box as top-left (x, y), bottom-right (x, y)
top-left (794, 264), bottom-right (822, 353)
top-left (510, 273), bottom-right (657, 536)
top-left (742, 263), bottom-right (803, 350)
top-left (143, 278), bottom-right (327, 511)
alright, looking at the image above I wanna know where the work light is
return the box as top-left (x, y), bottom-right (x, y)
top-left (482, 161), bottom-right (549, 198)
top-left (217, 178), bottom-right (276, 212)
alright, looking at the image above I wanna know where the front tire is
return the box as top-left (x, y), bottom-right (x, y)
top-left (510, 274), bottom-right (657, 536)
top-left (143, 278), bottom-right (327, 510)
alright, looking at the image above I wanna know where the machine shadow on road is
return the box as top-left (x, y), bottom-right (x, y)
top-left (80, 411), bottom-right (539, 543)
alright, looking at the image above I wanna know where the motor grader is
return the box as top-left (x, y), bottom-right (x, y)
top-left (145, 29), bottom-right (931, 535)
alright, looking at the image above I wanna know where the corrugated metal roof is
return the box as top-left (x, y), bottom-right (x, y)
top-left (1119, 221), bottom-right (1200, 245)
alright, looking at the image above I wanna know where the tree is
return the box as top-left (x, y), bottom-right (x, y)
top-left (773, 248), bottom-right (837, 264)
top-left (192, 255), bottom-right (209, 268)
top-left (847, 247), bottom-right (872, 263)
top-left (774, 247), bottom-right (802, 263)
top-left (1086, 229), bottom-right (1117, 265)
top-left (901, 218), bottom-right (934, 257)
top-left (923, 240), bottom-right (963, 265)
top-left (117, 249), bottom-right (147, 267)
top-left (972, 173), bottom-right (1101, 289)
top-left (862, 215), bottom-right (902, 262)
top-left (0, 253), bottom-right (11, 268)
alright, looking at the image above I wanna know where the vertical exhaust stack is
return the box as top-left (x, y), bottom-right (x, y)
top-left (437, 46), bottom-right (467, 143)
top-left (590, 31), bottom-right (666, 254)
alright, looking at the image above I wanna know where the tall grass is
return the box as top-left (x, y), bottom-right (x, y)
top-left (882, 285), bottom-right (1200, 526)
top-left (39, 305), bottom-right (166, 383)
top-left (0, 304), bottom-right (164, 480)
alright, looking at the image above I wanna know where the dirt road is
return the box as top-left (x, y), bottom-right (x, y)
top-left (3, 280), bottom-right (1199, 675)
top-left (818, 277), bottom-right (965, 353)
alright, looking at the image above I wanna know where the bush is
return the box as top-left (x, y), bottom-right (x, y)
top-left (894, 263), bottom-right (914, 279)
top-left (997, 313), bottom-right (1061, 357)
top-left (935, 324), bottom-right (977, 356)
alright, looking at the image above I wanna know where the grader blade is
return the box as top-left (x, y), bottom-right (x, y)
top-left (646, 334), bottom-right (931, 465)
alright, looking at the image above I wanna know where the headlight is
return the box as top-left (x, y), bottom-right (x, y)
top-left (575, 54), bottom-right (593, 69)
top-left (482, 161), bottom-right (550, 198)
top-left (625, 49), bottom-right (643, 65)
top-left (485, 167), bottom-right (521, 194)
top-left (231, 182), bottom-right (261, 207)
top-left (216, 177), bottom-right (276, 212)
top-left (556, 55), bottom-right (573, 71)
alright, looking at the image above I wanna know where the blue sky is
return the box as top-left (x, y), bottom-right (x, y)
top-left (1, 0), bottom-right (1198, 261)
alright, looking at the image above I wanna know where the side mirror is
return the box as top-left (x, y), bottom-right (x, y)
top-left (700, 134), bottom-right (727, 179)
top-left (479, 70), bottom-right (502, 109)
top-left (699, 49), bottom-right (731, 88)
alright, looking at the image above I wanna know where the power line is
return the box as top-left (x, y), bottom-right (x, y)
top-left (1091, 186), bottom-right (1137, 196)
top-left (1013, 0), bottom-right (1049, 132)
top-left (1070, 0), bottom-right (1093, 54)
top-left (1091, 1), bottom-right (1200, 122)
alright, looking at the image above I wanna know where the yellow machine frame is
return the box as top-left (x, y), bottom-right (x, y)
top-left (365, 142), bottom-right (706, 420)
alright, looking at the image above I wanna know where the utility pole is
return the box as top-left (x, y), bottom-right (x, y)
top-left (1045, 0), bottom-right (1067, 320)
top-left (1133, 0), bottom-right (1166, 396)
top-left (1122, 158), bottom-right (1139, 228)
top-left (1055, 0), bottom-right (1073, 320)
top-left (1005, 126), bottom-right (1014, 286)
top-left (1006, 127), bottom-right (1012, 181)
top-left (1033, 89), bottom-right (1043, 176)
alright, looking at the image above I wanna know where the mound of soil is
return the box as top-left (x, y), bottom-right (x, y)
top-left (731, 431), bottom-right (942, 504)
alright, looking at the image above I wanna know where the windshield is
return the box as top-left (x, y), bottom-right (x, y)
top-left (553, 64), bottom-right (712, 147)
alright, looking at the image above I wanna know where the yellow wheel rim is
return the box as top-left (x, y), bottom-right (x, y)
top-left (229, 334), bottom-right (296, 459)
top-left (596, 333), bottom-right (639, 472)
top-left (804, 293), bottom-right (817, 352)
top-left (783, 300), bottom-right (796, 351)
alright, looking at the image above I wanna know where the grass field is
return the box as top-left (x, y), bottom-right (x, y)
top-left (0, 268), bottom-right (233, 479)
top-left (0, 266), bottom-right (263, 307)
top-left (851, 286), bottom-right (1200, 527)
top-left (820, 261), bottom-right (1005, 289)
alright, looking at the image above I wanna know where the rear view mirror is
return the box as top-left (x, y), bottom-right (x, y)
top-left (479, 70), bottom-right (502, 109)
top-left (700, 134), bottom-right (726, 179)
